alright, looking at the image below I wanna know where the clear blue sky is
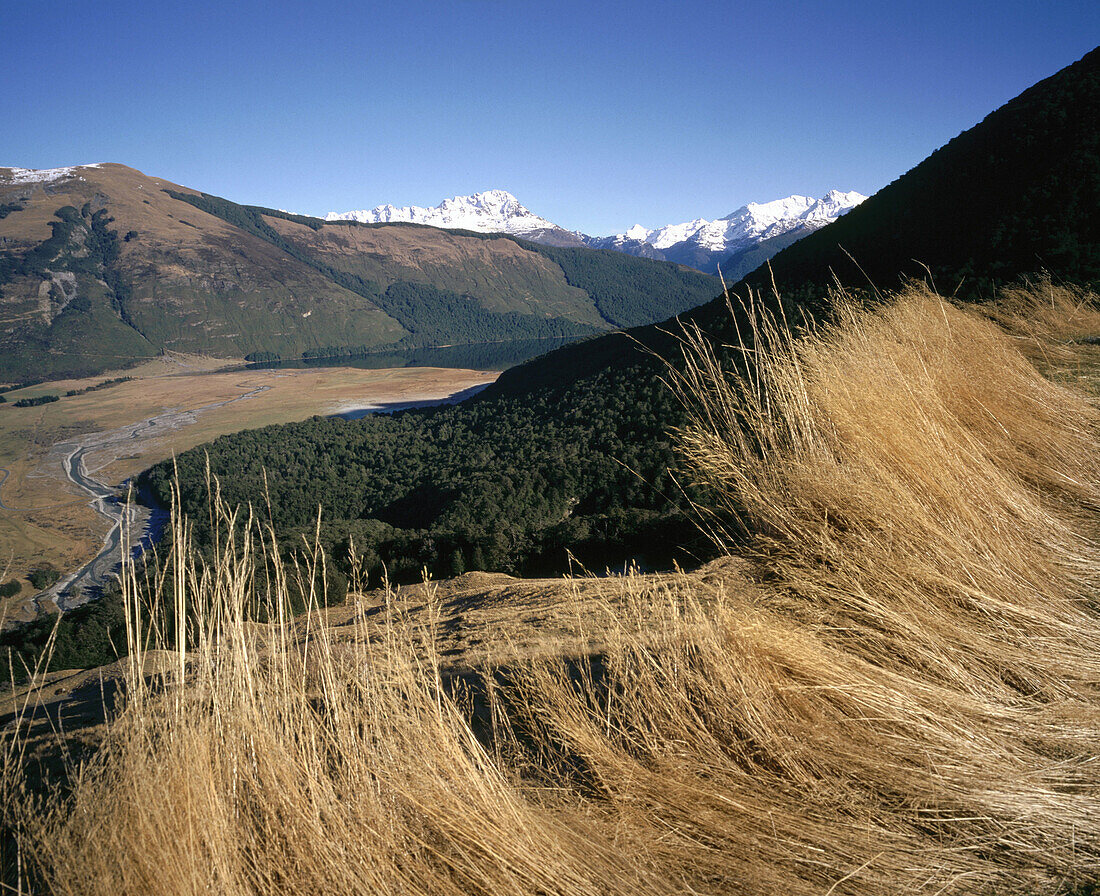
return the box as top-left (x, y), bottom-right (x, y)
top-left (2, 1), bottom-right (1097, 235)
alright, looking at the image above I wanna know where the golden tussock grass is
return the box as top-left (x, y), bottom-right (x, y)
top-left (4, 281), bottom-right (1100, 895)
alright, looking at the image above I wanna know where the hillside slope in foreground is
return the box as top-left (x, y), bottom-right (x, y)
top-left (5, 282), bottom-right (1100, 895)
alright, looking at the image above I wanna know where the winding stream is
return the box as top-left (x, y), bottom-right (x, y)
top-left (12, 385), bottom-right (272, 612)
top-left (5, 374), bottom-right (494, 616)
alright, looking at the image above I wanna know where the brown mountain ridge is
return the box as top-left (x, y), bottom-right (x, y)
top-left (0, 164), bottom-right (720, 383)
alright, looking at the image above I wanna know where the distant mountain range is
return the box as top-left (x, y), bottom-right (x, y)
top-left (0, 167), bottom-right (720, 384)
top-left (325, 189), bottom-right (867, 275)
top-left (325, 189), bottom-right (581, 246)
top-left (588, 190), bottom-right (867, 277)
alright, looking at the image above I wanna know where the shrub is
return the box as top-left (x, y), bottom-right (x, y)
top-left (27, 565), bottom-right (60, 590)
top-left (13, 394), bottom-right (59, 408)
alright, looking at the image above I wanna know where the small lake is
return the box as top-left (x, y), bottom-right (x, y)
top-left (336, 383), bottom-right (492, 419)
top-left (244, 336), bottom-right (582, 374)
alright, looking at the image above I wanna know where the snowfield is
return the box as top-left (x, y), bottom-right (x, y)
top-left (1, 164), bottom-right (104, 185)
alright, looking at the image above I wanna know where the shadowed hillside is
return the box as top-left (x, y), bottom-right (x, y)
top-left (734, 44), bottom-right (1100, 300)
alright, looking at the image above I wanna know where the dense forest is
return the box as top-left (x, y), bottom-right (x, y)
top-left (141, 345), bottom-right (718, 594)
top-left (1, 585), bottom-right (125, 681)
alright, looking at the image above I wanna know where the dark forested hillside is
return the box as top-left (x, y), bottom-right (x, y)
top-left (738, 46), bottom-right (1100, 302)
top-left (141, 351), bottom-right (713, 590)
top-left (520, 242), bottom-right (728, 328)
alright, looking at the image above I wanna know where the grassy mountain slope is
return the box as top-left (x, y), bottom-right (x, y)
top-left (0, 166), bottom-right (719, 383)
top-left (265, 217), bottom-right (606, 326)
top-left (0, 166), bottom-right (405, 380)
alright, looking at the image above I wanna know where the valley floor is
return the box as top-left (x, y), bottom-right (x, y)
top-left (0, 355), bottom-right (497, 625)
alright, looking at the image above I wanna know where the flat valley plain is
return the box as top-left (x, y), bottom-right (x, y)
top-left (0, 355), bottom-right (498, 622)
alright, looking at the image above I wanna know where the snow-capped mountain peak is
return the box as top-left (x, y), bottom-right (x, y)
top-left (584, 190), bottom-right (866, 273)
top-left (326, 189), bottom-right (564, 237)
top-left (325, 188), bottom-right (867, 274)
top-left (815, 189), bottom-right (867, 218)
top-left (621, 191), bottom-right (867, 255)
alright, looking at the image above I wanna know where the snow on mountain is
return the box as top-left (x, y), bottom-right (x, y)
top-left (1, 164), bottom-right (105, 185)
top-left (639, 219), bottom-right (713, 250)
top-left (325, 188), bottom-right (866, 274)
top-left (613, 190), bottom-right (867, 254)
top-left (326, 189), bottom-right (568, 238)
